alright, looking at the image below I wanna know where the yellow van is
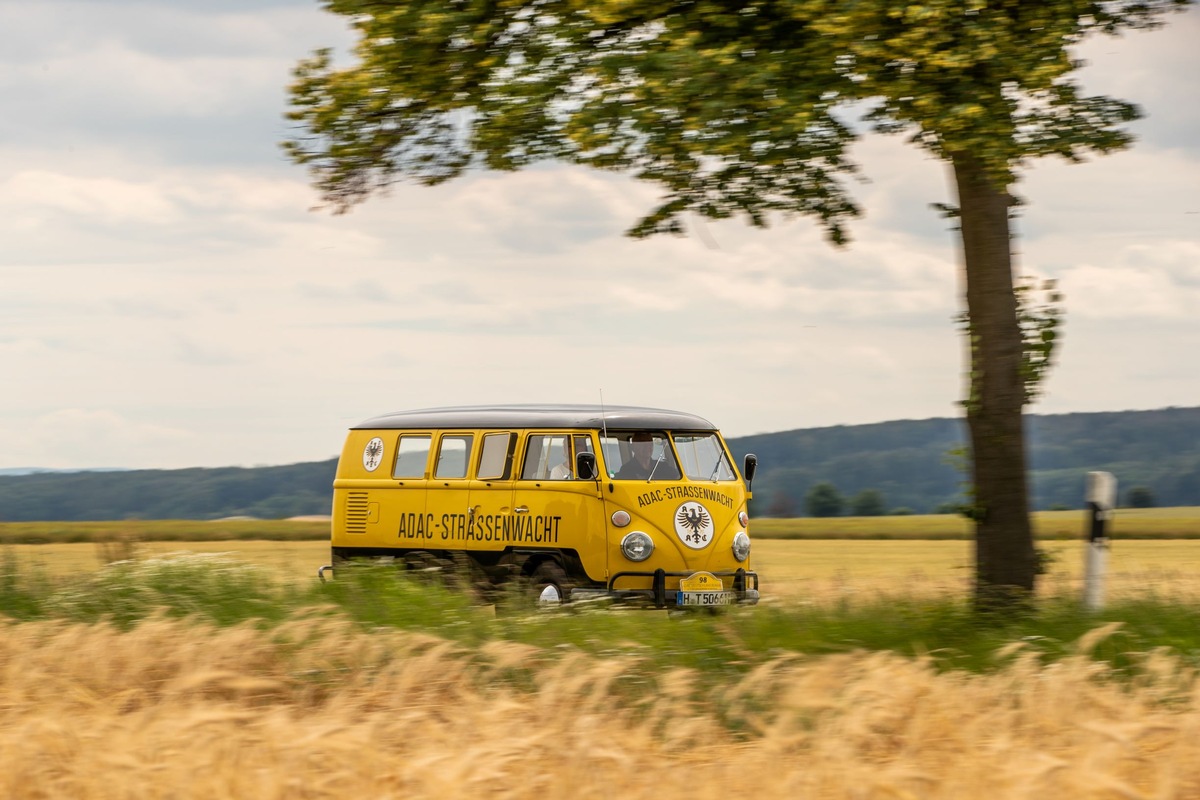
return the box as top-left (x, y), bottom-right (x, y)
top-left (323, 404), bottom-right (759, 608)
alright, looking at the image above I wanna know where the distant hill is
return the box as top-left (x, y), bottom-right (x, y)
top-left (729, 406), bottom-right (1200, 515)
top-left (0, 462), bottom-right (337, 522)
top-left (0, 407), bottom-right (1196, 521)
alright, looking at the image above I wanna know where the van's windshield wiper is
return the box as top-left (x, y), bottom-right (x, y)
top-left (709, 456), bottom-right (726, 481)
top-left (646, 454), bottom-right (663, 482)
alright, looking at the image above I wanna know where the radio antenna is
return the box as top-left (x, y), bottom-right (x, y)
top-left (599, 389), bottom-right (609, 441)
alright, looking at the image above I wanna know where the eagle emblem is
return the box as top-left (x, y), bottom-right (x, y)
top-left (674, 502), bottom-right (714, 549)
top-left (362, 437), bottom-right (384, 472)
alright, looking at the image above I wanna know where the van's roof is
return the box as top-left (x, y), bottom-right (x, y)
top-left (353, 404), bottom-right (718, 431)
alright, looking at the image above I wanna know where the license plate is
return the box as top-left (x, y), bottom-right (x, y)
top-left (677, 591), bottom-right (736, 606)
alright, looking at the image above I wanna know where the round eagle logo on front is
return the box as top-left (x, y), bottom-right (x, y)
top-left (362, 437), bottom-right (384, 472)
top-left (674, 502), bottom-right (714, 549)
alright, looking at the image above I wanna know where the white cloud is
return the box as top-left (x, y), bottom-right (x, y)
top-left (3, 409), bottom-right (196, 470)
top-left (453, 168), bottom-right (652, 253)
top-left (5, 171), bottom-right (180, 225)
top-left (38, 45), bottom-right (276, 118)
top-left (1059, 262), bottom-right (1198, 320)
top-left (1071, 9), bottom-right (1200, 151)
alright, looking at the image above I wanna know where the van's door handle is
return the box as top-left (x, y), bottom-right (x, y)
top-left (515, 506), bottom-right (529, 513)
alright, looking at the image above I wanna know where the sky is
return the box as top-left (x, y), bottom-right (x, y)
top-left (2, 1), bottom-right (1197, 471)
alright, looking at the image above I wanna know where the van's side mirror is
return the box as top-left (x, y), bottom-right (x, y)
top-left (576, 451), bottom-right (598, 480)
top-left (743, 454), bottom-right (757, 486)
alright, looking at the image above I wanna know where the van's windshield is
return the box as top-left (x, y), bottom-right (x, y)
top-left (673, 432), bottom-right (736, 481)
top-left (601, 431), bottom-right (681, 481)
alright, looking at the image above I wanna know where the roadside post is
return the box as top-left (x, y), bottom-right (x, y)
top-left (1083, 471), bottom-right (1117, 612)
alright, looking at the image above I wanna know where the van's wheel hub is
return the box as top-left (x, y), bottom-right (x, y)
top-left (530, 561), bottom-right (571, 605)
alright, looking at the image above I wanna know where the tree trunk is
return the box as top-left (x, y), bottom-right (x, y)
top-left (951, 152), bottom-right (1037, 610)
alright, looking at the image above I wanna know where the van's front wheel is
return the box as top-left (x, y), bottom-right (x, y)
top-left (531, 561), bottom-right (570, 605)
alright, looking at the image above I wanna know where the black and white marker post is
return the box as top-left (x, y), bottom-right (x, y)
top-left (1083, 471), bottom-right (1117, 612)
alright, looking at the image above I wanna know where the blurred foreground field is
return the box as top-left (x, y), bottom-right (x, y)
top-left (4, 609), bottom-right (1200, 798)
top-left (8, 532), bottom-right (1200, 797)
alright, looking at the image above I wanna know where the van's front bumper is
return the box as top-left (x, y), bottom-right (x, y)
top-left (589, 568), bottom-right (760, 608)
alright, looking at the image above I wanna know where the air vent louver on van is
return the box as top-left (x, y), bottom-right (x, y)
top-left (345, 491), bottom-right (369, 535)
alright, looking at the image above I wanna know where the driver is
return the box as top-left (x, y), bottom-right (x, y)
top-left (615, 433), bottom-right (657, 480)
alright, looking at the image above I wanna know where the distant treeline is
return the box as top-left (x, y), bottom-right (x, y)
top-left (732, 406), bottom-right (1200, 516)
top-left (0, 462), bottom-right (336, 522)
top-left (1, 407), bottom-right (1198, 521)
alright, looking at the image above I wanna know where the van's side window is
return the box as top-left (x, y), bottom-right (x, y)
top-left (435, 434), bottom-right (474, 479)
top-left (521, 434), bottom-right (572, 480)
top-left (393, 434), bottom-right (432, 478)
top-left (564, 435), bottom-right (593, 480)
top-left (477, 432), bottom-right (515, 479)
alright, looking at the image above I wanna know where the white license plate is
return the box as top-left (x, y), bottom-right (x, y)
top-left (677, 591), bottom-right (737, 607)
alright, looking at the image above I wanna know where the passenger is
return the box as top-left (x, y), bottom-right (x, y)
top-left (550, 437), bottom-right (572, 480)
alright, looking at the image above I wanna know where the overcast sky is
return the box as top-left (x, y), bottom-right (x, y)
top-left (2, 1), bottom-right (1197, 471)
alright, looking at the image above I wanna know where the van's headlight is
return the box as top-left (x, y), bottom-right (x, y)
top-left (621, 531), bottom-right (654, 562)
top-left (732, 531), bottom-right (751, 562)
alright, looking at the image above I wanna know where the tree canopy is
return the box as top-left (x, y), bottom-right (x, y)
top-left (850, 488), bottom-right (887, 517)
top-left (286, 0), bottom-right (1185, 237)
top-left (805, 481), bottom-right (845, 518)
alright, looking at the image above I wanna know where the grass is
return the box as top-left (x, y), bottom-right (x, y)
top-left (6, 535), bottom-right (1200, 715)
top-left (3, 539), bottom-right (330, 578)
top-left (12, 538), bottom-right (1200, 606)
top-left (6, 545), bottom-right (1200, 682)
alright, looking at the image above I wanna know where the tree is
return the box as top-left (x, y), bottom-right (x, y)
top-left (1127, 486), bottom-right (1156, 509)
top-left (805, 482), bottom-right (845, 518)
top-left (284, 0), bottom-right (1190, 609)
top-left (850, 489), bottom-right (887, 517)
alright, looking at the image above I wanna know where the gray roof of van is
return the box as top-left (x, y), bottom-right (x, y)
top-left (352, 404), bottom-right (718, 431)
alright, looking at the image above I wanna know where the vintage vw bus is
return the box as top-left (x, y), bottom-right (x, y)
top-left (322, 404), bottom-right (759, 607)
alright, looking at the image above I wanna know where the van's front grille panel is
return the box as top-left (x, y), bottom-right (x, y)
top-left (345, 492), bottom-right (369, 534)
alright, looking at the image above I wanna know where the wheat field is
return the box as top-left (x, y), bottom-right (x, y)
top-left (8, 538), bottom-right (1200, 798)
top-left (2, 613), bottom-right (1199, 799)
top-left (758, 539), bottom-right (1200, 606)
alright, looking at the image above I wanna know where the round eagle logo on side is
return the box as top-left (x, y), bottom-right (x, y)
top-left (674, 502), bottom-right (714, 549)
top-left (362, 437), bottom-right (384, 472)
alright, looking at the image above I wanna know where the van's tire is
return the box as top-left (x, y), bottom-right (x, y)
top-left (530, 561), bottom-right (571, 606)
top-left (403, 551), bottom-right (446, 577)
top-left (403, 551), bottom-right (466, 592)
